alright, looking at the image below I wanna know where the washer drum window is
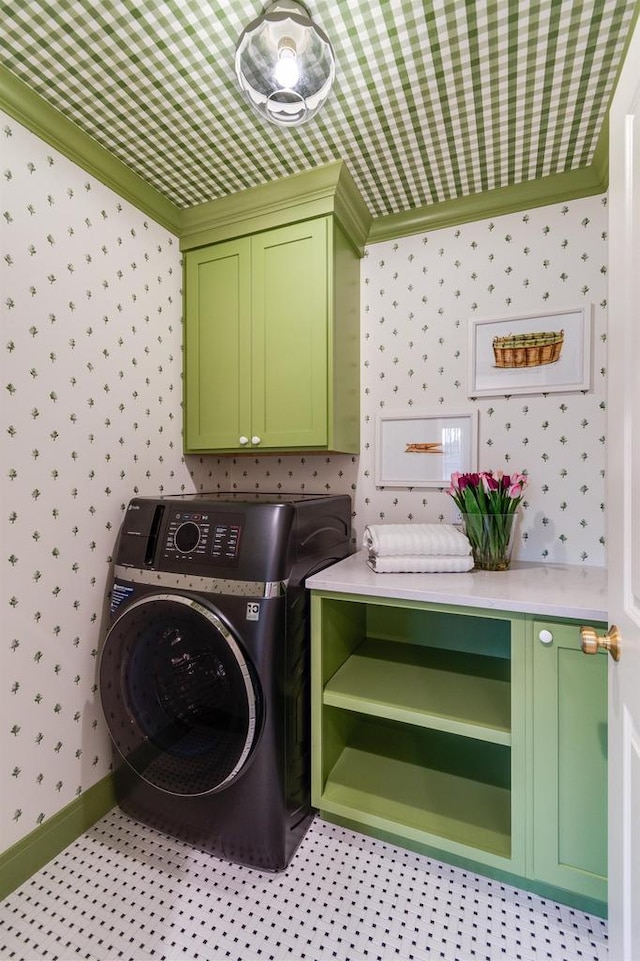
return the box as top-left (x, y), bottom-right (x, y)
top-left (99, 594), bottom-right (261, 796)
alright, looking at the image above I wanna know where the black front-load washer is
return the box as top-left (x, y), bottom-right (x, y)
top-left (99, 492), bottom-right (351, 870)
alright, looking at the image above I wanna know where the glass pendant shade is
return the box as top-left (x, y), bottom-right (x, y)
top-left (235, 0), bottom-right (335, 128)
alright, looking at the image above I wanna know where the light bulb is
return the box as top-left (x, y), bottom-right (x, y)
top-left (274, 46), bottom-right (299, 88)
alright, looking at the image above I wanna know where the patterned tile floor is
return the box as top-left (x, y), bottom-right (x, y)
top-left (0, 809), bottom-right (608, 961)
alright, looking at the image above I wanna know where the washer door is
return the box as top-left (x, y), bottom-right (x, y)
top-left (99, 593), bottom-right (261, 796)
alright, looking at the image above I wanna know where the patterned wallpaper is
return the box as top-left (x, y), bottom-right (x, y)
top-left (356, 198), bottom-right (608, 563)
top-left (1, 110), bottom-right (607, 856)
top-left (0, 113), bottom-right (211, 852)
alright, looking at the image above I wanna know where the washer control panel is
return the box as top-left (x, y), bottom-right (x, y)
top-left (164, 510), bottom-right (243, 566)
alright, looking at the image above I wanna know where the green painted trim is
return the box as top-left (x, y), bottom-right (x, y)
top-left (179, 161), bottom-right (372, 256)
top-left (592, 116), bottom-right (609, 191)
top-left (508, 615), bottom-right (528, 876)
top-left (367, 164), bottom-right (607, 244)
top-left (0, 65), bottom-right (180, 235)
top-left (332, 163), bottom-right (374, 259)
top-left (309, 588), bottom-right (518, 621)
top-left (318, 811), bottom-right (607, 918)
top-left (0, 774), bottom-right (116, 901)
top-left (523, 618), bottom-right (537, 882)
top-left (592, 2), bottom-right (640, 193)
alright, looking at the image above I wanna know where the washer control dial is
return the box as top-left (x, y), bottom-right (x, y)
top-left (174, 521), bottom-right (201, 554)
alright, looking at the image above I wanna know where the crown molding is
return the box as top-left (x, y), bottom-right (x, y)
top-left (367, 163), bottom-right (607, 245)
top-left (1, 60), bottom-right (616, 251)
top-left (179, 160), bottom-right (372, 255)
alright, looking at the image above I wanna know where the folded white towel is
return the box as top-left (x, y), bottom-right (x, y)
top-left (363, 523), bottom-right (471, 557)
top-left (367, 553), bottom-right (474, 573)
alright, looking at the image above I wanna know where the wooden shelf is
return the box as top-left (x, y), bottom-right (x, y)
top-left (323, 638), bottom-right (511, 745)
top-left (322, 744), bottom-right (511, 859)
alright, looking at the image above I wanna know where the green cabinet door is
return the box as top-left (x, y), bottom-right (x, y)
top-left (251, 218), bottom-right (328, 449)
top-left (532, 619), bottom-right (608, 904)
top-left (184, 237), bottom-right (252, 451)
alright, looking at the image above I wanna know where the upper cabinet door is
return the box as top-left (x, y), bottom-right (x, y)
top-left (250, 219), bottom-right (329, 450)
top-left (184, 237), bottom-right (252, 452)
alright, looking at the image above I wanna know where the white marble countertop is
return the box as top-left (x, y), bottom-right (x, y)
top-left (306, 551), bottom-right (608, 622)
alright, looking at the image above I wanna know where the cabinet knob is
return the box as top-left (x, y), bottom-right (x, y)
top-left (251, 436), bottom-right (261, 446)
top-left (239, 435), bottom-right (249, 446)
top-left (538, 629), bottom-right (553, 645)
top-left (580, 624), bottom-right (621, 662)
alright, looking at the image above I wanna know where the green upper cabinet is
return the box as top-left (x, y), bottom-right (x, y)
top-left (184, 217), bottom-right (356, 453)
top-left (181, 162), bottom-right (371, 455)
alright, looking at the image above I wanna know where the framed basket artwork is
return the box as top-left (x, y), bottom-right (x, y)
top-left (375, 410), bottom-right (478, 488)
top-left (468, 305), bottom-right (592, 397)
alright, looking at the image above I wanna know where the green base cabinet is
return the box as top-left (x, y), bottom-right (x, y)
top-left (311, 592), bottom-right (608, 914)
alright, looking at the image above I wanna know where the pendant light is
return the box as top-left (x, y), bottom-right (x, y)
top-left (235, 0), bottom-right (336, 128)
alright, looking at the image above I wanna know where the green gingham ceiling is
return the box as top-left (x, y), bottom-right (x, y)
top-left (0, 1), bottom-right (636, 218)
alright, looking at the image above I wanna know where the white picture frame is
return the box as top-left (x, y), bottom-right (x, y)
top-left (468, 305), bottom-right (592, 397)
top-left (375, 410), bottom-right (478, 489)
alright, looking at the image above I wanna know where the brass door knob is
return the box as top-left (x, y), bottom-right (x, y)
top-left (580, 624), bottom-right (621, 661)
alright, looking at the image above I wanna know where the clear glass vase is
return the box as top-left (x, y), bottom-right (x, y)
top-left (461, 512), bottom-right (518, 571)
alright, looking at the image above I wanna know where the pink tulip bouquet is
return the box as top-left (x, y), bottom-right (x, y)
top-left (449, 471), bottom-right (528, 570)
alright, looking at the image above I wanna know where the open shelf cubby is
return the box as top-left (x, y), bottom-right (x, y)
top-left (314, 596), bottom-right (514, 862)
top-left (321, 711), bottom-right (512, 859)
top-left (323, 637), bottom-right (511, 744)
